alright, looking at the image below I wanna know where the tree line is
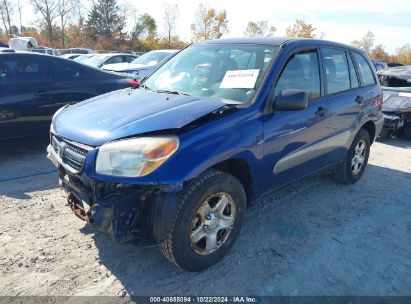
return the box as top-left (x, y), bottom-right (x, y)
top-left (0, 0), bottom-right (410, 63)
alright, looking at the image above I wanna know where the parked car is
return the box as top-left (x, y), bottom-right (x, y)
top-left (0, 47), bottom-right (14, 53)
top-left (67, 48), bottom-right (94, 54)
top-left (48, 38), bottom-right (383, 271)
top-left (0, 52), bottom-right (139, 139)
top-left (387, 62), bottom-right (404, 68)
top-left (60, 53), bottom-right (82, 60)
top-left (79, 53), bottom-right (138, 68)
top-left (8, 37), bottom-right (38, 51)
top-left (377, 65), bottom-right (411, 140)
top-left (73, 54), bottom-right (95, 64)
top-left (32, 47), bottom-right (61, 56)
top-left (371, 60), bottom-right (388, 72)
top-left (101, 49), bottom-right (178, 81)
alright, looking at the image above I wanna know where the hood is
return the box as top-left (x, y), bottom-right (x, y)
top-left (52, 88), bottom-right (228, 146)
top-left (382, 89), bottom-right (411, 113)
top-left (378, 66), bottom-right (411, 80)
top-left (102, 62), bottom-right (151, 72)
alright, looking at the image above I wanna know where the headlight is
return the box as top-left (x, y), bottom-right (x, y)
top-left (95, 136), bottom-right (179, 177)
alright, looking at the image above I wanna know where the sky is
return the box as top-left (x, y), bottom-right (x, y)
top-left (14, 0), bottom-right (411, 53)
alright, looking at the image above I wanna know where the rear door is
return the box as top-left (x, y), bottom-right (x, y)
top-left (262, 48), bottom-right (331, 191)
top-left (0, 54), bottom-right (51, 139)
top-left (320, 47), bottom-right (364, 162)
top-left (352, 51), bottom-right (381, 112)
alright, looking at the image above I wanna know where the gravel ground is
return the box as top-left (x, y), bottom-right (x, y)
top-left (0, 137), bottom-right (410, 296)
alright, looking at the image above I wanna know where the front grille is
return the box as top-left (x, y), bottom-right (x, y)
top-left (51, 135), bottom-right (89, 173)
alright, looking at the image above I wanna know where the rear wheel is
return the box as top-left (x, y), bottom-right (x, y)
top-left (334, 128), bottom-right (370, 184)
top-left (160, 169), bottom-right (246, 272)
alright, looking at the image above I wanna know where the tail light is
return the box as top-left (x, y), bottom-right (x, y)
top-left (128, 79), bottom-right (140, 88)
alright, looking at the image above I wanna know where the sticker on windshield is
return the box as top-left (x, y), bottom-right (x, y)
top-left (219, 69), bottom-right (260, 89)
top-left (399, 92), bottom-right (411, 97)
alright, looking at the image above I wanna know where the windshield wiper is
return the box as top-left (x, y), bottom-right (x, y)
top-left (140, 83), bottom-right (153, 91)
top-left (155, 89), bottom-right (189, 96)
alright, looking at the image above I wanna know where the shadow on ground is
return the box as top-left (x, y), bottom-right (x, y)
top-left (90, 164), bottom-right (411, 296)
top-left (377, 137), bottom-right (411, 149)
top-left (0, 135), bottom-right (58, 199)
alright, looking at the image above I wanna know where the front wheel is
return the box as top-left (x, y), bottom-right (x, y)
top-left (334, 128), bottom-right (370, 184)
top-left (160, 169), bottom-right (246, 272)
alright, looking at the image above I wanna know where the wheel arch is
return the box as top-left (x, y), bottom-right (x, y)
top-left (361, 120), bottom-right (376, 145)
top-left (210, 158), bottom-right (253, 204)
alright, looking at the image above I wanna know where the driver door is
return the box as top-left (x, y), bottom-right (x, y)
top-left (262, 48), bottom-right (331, 192)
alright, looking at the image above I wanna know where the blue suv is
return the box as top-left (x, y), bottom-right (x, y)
top-left (48, 38), bottom-right (383, 271)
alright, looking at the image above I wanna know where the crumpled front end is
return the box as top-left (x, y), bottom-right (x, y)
top-left (47, 134), bottom-right (181, 245)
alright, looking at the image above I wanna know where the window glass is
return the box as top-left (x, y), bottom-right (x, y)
top-left (353, 53), bottom-right (375, 86)
top-left (144, 44), bottom-right (279, 104)
top-left (131, 51), bottom-right (171, 66)
top-left (53, 59), bottom-right (81, 82)
top-left (347, 52), bottom-right (359, 89)
top-left (321, 48), bottom-right (350, 94)
top-left (106, 56), bottom-right (123, 64)
top-left (125, 56), bottom-right (135, 63)
top-left (275, 50), bottom-right (320, 100)
top-left (0, 56), bottom-right (48, 84)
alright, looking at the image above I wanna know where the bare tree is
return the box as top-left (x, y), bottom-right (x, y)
top-left (163, 3), bottom-right (179, 47)
top-left (0, 0), bottom-right (15, 36)
top-left (31, 0), bottom-right (59, 43)
top-left (285, 19), bottom-right (317, 38)
top-left (17, 0), bottom-right (23, 35)
top-left (244, 20), bottom-right (276, 37)
top-left (57, 0), bottom-right (75, 47)
top-left (191, 3), bottom-right (228, 41)
top-left (351, 31), bottom-right (375, 55)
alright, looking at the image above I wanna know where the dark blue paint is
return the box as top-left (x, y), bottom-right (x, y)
top-left (0, 53), bottom-right (135, 140)
top-left (51, 38), bottom-right (383, 204)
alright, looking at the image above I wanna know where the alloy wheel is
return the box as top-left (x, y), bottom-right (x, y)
top-left (189, 192), bottom-right (236, 255)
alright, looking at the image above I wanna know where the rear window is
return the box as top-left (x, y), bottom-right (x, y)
top-left (353, 53), bottom-right (376, 87)
top-left (53, 59), bottom-right (113, 82)
top-left (0, 55), bottom-right (48, 84)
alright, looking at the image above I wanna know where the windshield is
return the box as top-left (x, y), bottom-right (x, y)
top-left (143, 44), bottom-right (278, 104)
top-left (74, 54), bottom-right (94, 63)
top-left (131, 51), bottom-right (172, 66)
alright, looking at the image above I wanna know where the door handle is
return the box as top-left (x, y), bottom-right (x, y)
top-left (355, 96), bottom-right (365, 104)
top-left (315, 107), bottom-right (328, 117)
top-left (35, 91), bottom-right (49, 97)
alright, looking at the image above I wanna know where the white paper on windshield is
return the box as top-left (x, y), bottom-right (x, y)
top-left (219, 69), bottom-right (260, 89)
top-left (399, 92), bottom-right (411, 97)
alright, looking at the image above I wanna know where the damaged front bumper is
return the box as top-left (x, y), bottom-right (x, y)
top-left (47, 142), bottom-right (181, 246)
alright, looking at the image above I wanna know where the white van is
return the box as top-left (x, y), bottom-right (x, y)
top-left (8, 37), bottom-right (38, 51)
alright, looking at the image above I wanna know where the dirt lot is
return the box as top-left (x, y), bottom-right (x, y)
top-left (0, 137), bottom-right (410, 296)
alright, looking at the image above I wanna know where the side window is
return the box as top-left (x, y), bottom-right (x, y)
top-left (125, 56), bottom-right (135, 63)
top-left (275, 50), bottom-right (320, 100)
top-left (107, 56), bottom-right (123, 64)
top-left (321, 48), bottom-right (350, 94)
top-left (53, 60), bottom-right (81, 82)
top-left (347, 52), bottom-right (359, 89)
top-left (353, 53), bottom-right (376, 86)
top-left (0, 56), bottom-right (48, 84)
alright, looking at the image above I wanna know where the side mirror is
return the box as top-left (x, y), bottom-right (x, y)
top-left (274, 89), bottom-right (309, 111)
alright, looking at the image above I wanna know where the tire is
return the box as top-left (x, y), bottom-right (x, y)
top-left (334, 128), bottom-right (370, 184)
top-left (160, 169), bottom-right (246, 272)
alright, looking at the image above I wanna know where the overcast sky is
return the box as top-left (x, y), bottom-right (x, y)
top-left (16, 0), bottom-right (411, 53)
